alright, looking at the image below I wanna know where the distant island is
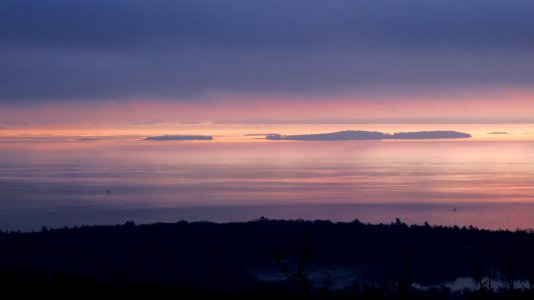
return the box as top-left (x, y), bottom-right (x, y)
top-left (266, 130), bottom-right (471, 141)
top-left (488, 131), bottom-right (508, 135)
top-left (145, 135), bottom-right (213, 141)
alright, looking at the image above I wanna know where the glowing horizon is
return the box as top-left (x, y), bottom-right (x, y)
top-left (2, 0), bottom-right (534, 230)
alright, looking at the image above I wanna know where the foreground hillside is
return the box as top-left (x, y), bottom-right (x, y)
top-left (1, 219), bottom-right (533, 299)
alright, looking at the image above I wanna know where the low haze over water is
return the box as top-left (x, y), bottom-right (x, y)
top-left (2, 123), bottom-right (534, 231)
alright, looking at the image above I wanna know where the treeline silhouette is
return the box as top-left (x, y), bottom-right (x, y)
top-left (1, 218), bottom-right (534, 299)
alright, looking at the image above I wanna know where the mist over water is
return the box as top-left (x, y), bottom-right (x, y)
top-left (2, 134), bottom-right (534, 231)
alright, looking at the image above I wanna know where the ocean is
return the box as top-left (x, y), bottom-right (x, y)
top-left (1, 124), bottom-right (534, 231)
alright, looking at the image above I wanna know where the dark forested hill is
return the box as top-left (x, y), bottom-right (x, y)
top-left (0, 219), bottom-right (533, 299)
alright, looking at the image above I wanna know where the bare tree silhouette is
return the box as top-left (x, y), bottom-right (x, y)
top-left (268, 226), bottom-right (310, 285)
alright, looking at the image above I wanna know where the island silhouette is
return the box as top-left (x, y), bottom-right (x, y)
top-left (266, 130), bottom-right (472, 141)
top-left (144, 135), bottom-right (213, 141)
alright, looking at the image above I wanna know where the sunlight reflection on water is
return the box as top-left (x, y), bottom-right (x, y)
top-left (1, 139), bottom-right (534, 231)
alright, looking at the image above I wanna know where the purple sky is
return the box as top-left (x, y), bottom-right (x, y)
top-left (0, 0), bottom-right (533, 106)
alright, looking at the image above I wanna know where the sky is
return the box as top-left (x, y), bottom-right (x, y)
top-left (1, 0), bottom-right (534, 126)
top-left (3, 1), bottom-right (534, 231)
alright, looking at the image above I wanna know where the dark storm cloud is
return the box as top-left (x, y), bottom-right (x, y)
top-left (1, 0), bottom-right (533, 102)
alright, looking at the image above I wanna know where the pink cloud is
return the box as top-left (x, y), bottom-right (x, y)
top-left (1, 88), bottom-right (533, 126)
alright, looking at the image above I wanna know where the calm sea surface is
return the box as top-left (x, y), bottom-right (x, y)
top-left (2, 136), bottom-right (534, 231)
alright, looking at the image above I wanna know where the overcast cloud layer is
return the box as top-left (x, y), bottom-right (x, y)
top-left (1, 0), bottom-right (533, 103)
